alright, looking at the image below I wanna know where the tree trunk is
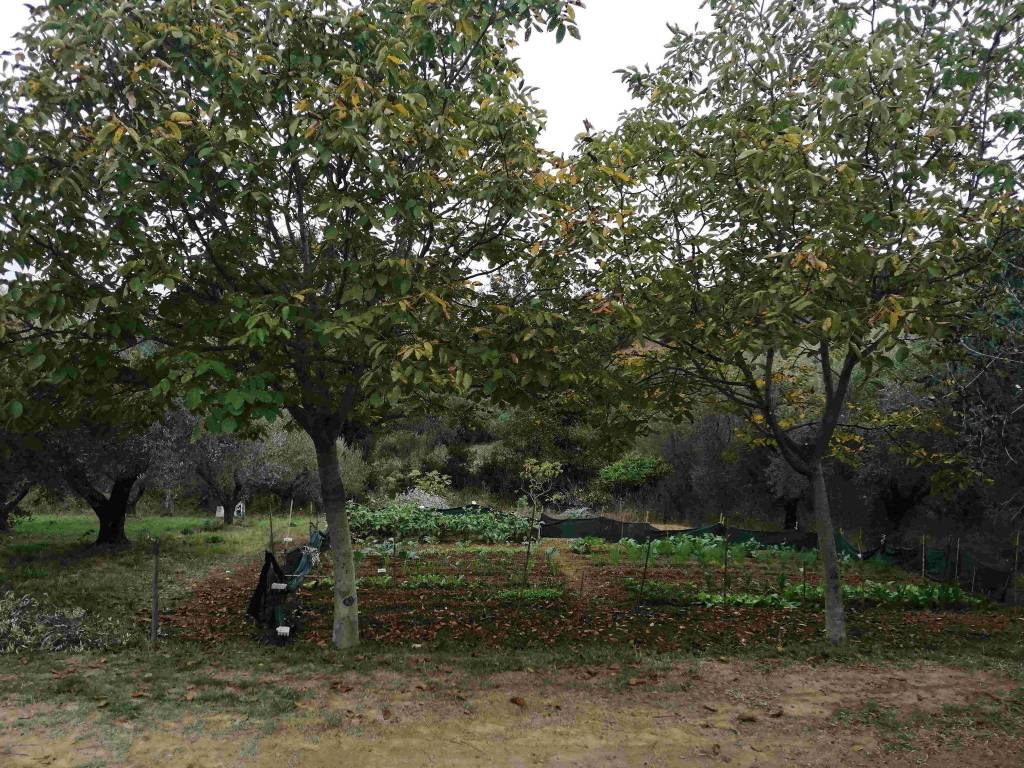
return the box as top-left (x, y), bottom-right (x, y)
top-left (0, 485), bottom-right (31, 532)
top-left (811, 462), bottom-right (846, 644)
top-left (783, 499), bottom-right (798, 530)
top-left (93, 476), bottom-right (136, 546)
top-left (222, 492), bottom-right (235, 525)
top-left (314, 438), bottom-right (359, 649)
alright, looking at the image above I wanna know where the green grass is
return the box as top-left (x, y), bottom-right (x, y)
top-left (834, 687), bottom-right (1024, 752)
top-left (1, 513), bottom-right (276, 625)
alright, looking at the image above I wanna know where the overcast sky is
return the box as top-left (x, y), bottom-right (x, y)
top-left (0, 1), bottom-right (707, 153)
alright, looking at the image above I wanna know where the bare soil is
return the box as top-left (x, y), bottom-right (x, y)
top-left (2, 660), bottom-right (1020, 767)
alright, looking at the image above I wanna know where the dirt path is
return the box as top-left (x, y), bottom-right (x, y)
top-left (2, 659), bottom-right (1021, 767)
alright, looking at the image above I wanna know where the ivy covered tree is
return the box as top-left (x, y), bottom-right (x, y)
top-left (584, 0), bottom-right (1024, 642)
top-left (0, 0), bottom-right (582, 648)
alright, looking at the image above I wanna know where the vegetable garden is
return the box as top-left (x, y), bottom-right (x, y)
top-left (168, 505), bottom-right (1013, 657)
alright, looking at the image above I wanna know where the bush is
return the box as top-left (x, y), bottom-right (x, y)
top-left (598, 455), bottom-right (670, 490)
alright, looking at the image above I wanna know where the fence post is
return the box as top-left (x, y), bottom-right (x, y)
top-left (637, 539), bottom-right (653, 608)
top-left (150, 538), bottom-right (160, 647)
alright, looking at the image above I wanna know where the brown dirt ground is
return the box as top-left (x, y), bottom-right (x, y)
top-left (1, 659), bottom-right (1020, 768)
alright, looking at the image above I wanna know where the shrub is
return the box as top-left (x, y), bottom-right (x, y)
top-left (408, 469), bottom-right (452, 498)
top-left (598, 455), bottom-right (670, 490)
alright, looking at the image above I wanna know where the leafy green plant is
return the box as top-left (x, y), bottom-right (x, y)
top-left (358, 575), bottom-right (393, 589)
top-left (494, 587), bottom-right (564, 602)
top-left (569, 536), bottom-right (603, 555)
top-left (624, 578), bottom-right (694, 605)
top-left (543, 547), bottom-right (559, 577)
top-left (348, 503), bottom-right (531, 544)
top-left (402, 574), bottom-right (467, 590)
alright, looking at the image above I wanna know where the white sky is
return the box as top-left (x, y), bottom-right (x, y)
top-left (0, 1), bottom-right (707, 153)
top-left (518, 1), bottom-right (707, 152)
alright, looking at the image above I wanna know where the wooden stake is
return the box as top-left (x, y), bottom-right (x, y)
top-left (150, 538), bottom-right (160, 647)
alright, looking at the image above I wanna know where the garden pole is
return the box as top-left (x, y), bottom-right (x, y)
top-left (269, 509), bottom-right (274, 553)
top-left (921, 534), bottom-right (926, 579)
top-left (971, 566), bottom-right (976, 594)
top-left (288, 498), bottom-right (294, 530)
top-left (150, 538), bottom-right (160, 647)
top-left (637, 538), bottom-right (652, 608)
top-left (955, 538), bottom-right (961, 583)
